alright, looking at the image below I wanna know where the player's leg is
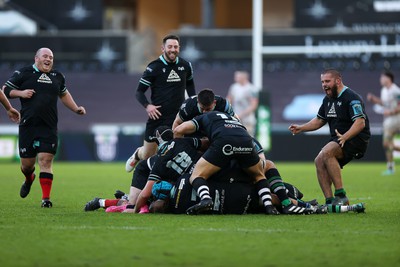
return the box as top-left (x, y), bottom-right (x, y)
top-left (382, 125), bottom-right (396, 175)
top-left (19, 157), bottom-right (36, 198)
top-left (186, 157), bottom-right (220, 214)
top-left (263, 160), bottom-right (309, 214)
top-left (125, 119), bottom-right (159, 172)
top-left (243, 160), bottom-right (279, 215)
top-left (37, 152), bottom-right (55, 208)
top-left (315, 141), bottom-right (348, 205)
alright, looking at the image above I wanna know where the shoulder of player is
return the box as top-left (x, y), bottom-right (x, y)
top-left (342, 88), bottom-right (363, 101)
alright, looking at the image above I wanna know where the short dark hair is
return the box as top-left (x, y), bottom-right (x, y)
top-left (382, 71), bottom-right (394, 83)
top-left (197, 88), bottom-right (215, 106)
top-left (321, 68), bottom-right (342, 79)
top-left (163, 34), bottom-right (180, 45)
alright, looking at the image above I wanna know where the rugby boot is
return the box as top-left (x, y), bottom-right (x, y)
top-left (84, 197), bottom-right (101, 211)
top-left (125, 148), bottom-right (140, 172)
top-left (41, 199), bottom-right (53, 208)
top-left (332, 196), bottom-right (349, 205)
top-left (186, 198), bottom-right (213, 215)
top-left (20, 174), bottom-right (35, 198)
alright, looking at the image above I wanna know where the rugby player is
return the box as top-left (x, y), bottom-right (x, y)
top-left (126, 35), bottom-right (195, 172)
top-left (289, 69), bottom-right (370, 205)
top-left (3, 47), bottom-right (86, 208)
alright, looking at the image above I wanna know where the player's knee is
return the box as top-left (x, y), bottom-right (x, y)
top-left (314, 152), bottom-right (325, 166)
top-left (264, 160), bottom-right (275, 170)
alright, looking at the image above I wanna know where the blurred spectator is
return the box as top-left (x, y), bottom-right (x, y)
top-left (226, 71), bottom-right (259, 136)
top-left (367, 71), bottom-right (400, 176)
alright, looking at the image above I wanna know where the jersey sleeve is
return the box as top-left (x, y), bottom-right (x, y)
top-left (148, 160), bottom-right (163, 182)
top-left (349, 99), bottom-right (366, 121)
top-left (59, 72), bottom-right (68, 96)
top-left (317, 102), bottom-right (326, 121)
top-left (185, 62), bottom-right (195, 96)
top-left (178, 98), bottom-right (193, 121)
top-left (4, 69), bottom-right (25, 90)
top-left (136, 63), bottom-right (158, 107)
top-left (222, 98), bottom-right (235, 116)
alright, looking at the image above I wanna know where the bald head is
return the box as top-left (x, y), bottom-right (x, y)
top-left (34, 47), bottom-right (54, 73)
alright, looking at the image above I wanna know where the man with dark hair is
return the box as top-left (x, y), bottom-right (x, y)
top-left (289, 69), bottom-right (370, 205)
top-left (3, 47), bottom-right (86, 208)
top-left (172, 88), bottom-right (236, 130)
top-left (367, 71), bottom-right (400, 175)
top-left (126, 34), bottom-right (196, 172)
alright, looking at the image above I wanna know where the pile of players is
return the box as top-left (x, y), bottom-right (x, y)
top-left (84, 89), bottom-right (365, 215)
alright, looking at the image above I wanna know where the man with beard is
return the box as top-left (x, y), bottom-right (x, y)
top-left (289, 69), bottom-right (370, 206)
top-left (125, 35), bottom-right (196, 172)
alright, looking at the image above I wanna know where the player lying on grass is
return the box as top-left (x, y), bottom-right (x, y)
top-left (86, 126), bottom-right (317, 214)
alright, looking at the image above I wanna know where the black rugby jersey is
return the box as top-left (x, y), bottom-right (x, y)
top-left (4, 65), bottom-right (67, 128)
top-left (178, 95), bottom-right (235, 122)
top-left (148, 137), bottom-right (202, 183)
top-left (317, 87), bottom-right (370, 142)
top-left (191, 111), bottom-right (248, 141)
top-left (136, 55), bottom-right (195, 117)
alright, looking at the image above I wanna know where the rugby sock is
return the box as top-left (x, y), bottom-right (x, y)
top-left (39, 172), bottom-right (53, 200)
top-left (387, 161), bottom-right (394, 171)
top-left (325, 197), bottom-right (335, 204)
top-left (265, 168), bottom-right (290, 206)
top-left (327, 205), bottom-right (354, 213)
top-left (22, 167), bottom-right (35, 184)
top-left (104, 199), bottom-right (119, 208)
top-left (255, 179), bottom-right (273, 207)
top-left (334, 188), bottom-right (346, 198)
top-left (192, 177), bottom-right (211, 200)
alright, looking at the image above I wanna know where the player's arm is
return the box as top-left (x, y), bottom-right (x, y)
top-left (185, 62), bottom-right (195, 97)
top-left (60, 91), bottom-right (86, 115)
top-left (335, 118), bottom-right (365, 147)
top-left (367, 93), bottom-right (382, 105)
top-left (133, 179), bottom-right (156, 213)
top-left (0, 86), bottom-right (20, 123)
top-left (173, 120), bottom-right (196, 138)
top-left (239, 95), bottom-right (258, 118)
top-left (289, 117), bottom-right (326, 135)
top-left (172, 113), bottom-right (184, 130)
top-left (136, 80), bottom-right (162, 120)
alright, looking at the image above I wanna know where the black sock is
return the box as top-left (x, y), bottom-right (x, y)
top-left (192, 177), bottom-right (211, 201)
top-left (266, 169), bottom-right (290, 206)
top-left (255, 179), bottom-right (273, 207)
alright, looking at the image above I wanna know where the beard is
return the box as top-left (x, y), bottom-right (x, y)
top-left (325, 84), bottom-right (339, 98)
top-left (164, 51), bottom-right (178, 62)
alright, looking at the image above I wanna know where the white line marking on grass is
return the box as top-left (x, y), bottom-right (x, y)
top-left (0, 225), bottom-right (390, 236)
top-left (349, 197), bottom-right (373, 201)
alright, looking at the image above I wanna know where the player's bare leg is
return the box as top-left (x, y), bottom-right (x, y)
top-left (382, 131), bottom-right (396, 175)
top-left (244, 160), bottom-right (279, 215)
top-left (37, 152), bottom-right (54, 207)
top-left (19, 157), bottom-right (36, 198)
top-left (315, 142), bottom-right (348, 205)
top-left (187, 158), bottom-right (220, 214)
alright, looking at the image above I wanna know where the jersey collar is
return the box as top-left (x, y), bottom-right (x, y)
top-left (32, 64), bottom-right (40, 72)
top-left (337, 86), bottom-right (348, 98)
top-left (159, 55), bottom-right (179, 65)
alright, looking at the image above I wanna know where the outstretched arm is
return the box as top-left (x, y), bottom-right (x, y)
top-left (289, 117), bottom-right (326, 135)
top-left (60, 91), bottom-right (86, 115)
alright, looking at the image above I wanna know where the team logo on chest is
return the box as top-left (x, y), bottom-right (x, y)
top-left (167, 69), bottom-right (181, 82)
top-left (37, 73), bottom-right (52, 84)
top-left (327, 103), bottom-right (337, 117)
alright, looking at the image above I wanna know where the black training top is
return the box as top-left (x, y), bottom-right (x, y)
top-left (178, 95), bottom-right (235, 122)
top-left (136, 55), bottom-right (195, 118)
top-left (317, 87), bottom-right (370, 142)
top-left (191, 111), bottom-right (248, 141)
top-left (148, 137), bottom-right (202, 183)
top-left (4, 64), bottom-right (67, 129)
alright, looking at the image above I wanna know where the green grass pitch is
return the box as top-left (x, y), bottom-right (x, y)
top-left (0, 161), bottom-right (399, 267)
